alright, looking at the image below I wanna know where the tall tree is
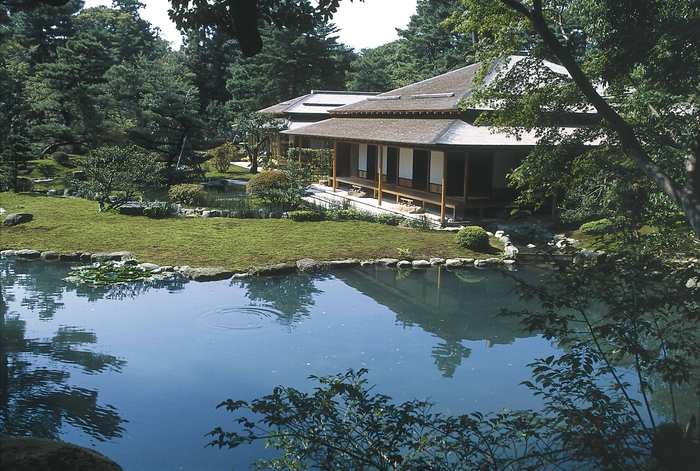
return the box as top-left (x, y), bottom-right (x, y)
top-left (168, 0), bottom-right (360, 57)
top-left (226, 21), bottom-right (355, 113)
top-left (348, 0), bottom-right (474, 92)
top-left (449, 0), bottom-right (700, 238)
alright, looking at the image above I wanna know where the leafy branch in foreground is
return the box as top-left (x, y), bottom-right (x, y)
top-left (209, 249), bottom-right (700, 470)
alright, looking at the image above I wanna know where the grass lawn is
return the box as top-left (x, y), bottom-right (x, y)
top-left (1, 193), bottom-right (503, 271)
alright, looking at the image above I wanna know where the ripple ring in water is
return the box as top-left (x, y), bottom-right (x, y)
top-left (200, 306), bottom-right (279, 330)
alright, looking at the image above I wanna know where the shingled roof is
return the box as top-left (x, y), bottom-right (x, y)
top-left (332, 63), bottom-right (481, 115)
top-left (281, 117), bottom-right (550, 147)
top-left (259, 90), bottom-right (379, 116)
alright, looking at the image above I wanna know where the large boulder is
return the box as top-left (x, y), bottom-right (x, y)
top-left (0, 437), bottom-right (123, 471)
top-left (296, 258), bottom-right (324, 273)
top-left (3, 213), bottom-right (33, 226)
top-left (179, 266), bottom-right (234, 282)
top-left (248, 262), bottom-right (297, 277)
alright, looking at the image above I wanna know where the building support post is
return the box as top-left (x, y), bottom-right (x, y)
top-left (440, 177), bottom-right (446, 226)
top-left (378, 146), bottom-right (383, 205)
top-left (332, 141), bottom-right (338, 192)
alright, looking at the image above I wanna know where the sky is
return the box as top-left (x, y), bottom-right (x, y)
top-left (82, 0), bottom-right (418, 51)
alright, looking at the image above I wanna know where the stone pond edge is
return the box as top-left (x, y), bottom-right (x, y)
top-left (0, 248), bottom-right (529, 282)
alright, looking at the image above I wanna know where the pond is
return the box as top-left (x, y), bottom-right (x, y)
top-left (1, 258), bottom-right (562, 470)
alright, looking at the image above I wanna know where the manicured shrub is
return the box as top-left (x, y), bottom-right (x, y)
top-left (204, 142), bottom-right (244, 173)
top-left (579, 218), bottom-right (613, 235)
top-left (168, 183), bottom-right (206, 206)
top-left (376, 213), bottom-right (402, 226)
top-left (51, 151), bottom-right (70, 165)
top-left (287, 210), bottom-right (325, 222)
top-left (455, 225), bottom-right (490, 249)
top-left (401, 215), bottom-right (432, 230)
top-left (246, 170), bottom-right (292, 204)
top-left (15, 177), bottom-right (34, 192)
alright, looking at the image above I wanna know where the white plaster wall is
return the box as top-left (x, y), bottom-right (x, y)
top-left (430, 151), bottom-right (444, 184)
top-left (398, 148), bottom-right (413, 179)
top-left (381, 146), bottom-right (387, 174)
top-left (358, 144), bottom-right (368, 171)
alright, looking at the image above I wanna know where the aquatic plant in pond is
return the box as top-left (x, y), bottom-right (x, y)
top-left (63, 260), bottom-right (160, 285)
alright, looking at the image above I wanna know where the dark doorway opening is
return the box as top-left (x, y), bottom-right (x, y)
top-left (366, 145), bottom-right (377, 181)
top-left (412, 150), bottom-right (429, 191)
top-left (446, 152), bottom-right (465, 197)
top-left (467, 153), bottom-right (493, 197)
top-left (386, 147), bottom-right (398, 184)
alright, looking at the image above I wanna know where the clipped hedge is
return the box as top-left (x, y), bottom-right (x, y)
top-left (168, 183), bottom-right (206, 206)
top-left (287, 210), bottom-right (325, 222)
top-left (455, 225), bottom-right (490, 250)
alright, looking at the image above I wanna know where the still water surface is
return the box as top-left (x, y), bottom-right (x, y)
top-left (1, 258), bottom-right (560, 470)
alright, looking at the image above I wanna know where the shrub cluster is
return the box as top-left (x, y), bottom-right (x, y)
top-left (51, 151), bottom-right (70, 166)
top-left (455, 225), bottom-right (490, 250)
top-left (287, 210), bottom-right (325, 222)
top-left (579, 218), bottom-right (613, 235)
top-left (286, 207), bottom-right (405, 226)
top-left (246, 171), bottom-right (292, 204)
top-left (168, 183), bottom-right (206, 206)
top-left (205, 142), bottom-right (244, 173)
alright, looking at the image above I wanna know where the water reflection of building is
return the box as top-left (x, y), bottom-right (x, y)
top-left (334, 266), bottom-right (539, 346)
top-left (333, 266), bottom-right (540, 378)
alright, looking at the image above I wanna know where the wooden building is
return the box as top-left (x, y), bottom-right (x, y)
top-left (281, 57), bottom-right (581, 222)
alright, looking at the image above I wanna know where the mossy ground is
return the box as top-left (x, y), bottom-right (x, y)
top-left (1, 193), bottom-right (503, 271)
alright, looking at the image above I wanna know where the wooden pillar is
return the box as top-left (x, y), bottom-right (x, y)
top-left (332, 141), bottom-right (338, 192)
top-left (440, 177), bottom-right (446, 226)
top-left (298, 138), bottom-right (302, 164)
top-left (377, 146), bottom-right (383, 205)
top-left (276, 134), bottom-right (281, 157)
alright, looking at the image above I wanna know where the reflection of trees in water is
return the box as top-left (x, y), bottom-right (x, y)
top-left (1, 301), bottom-right (127, 441)
top-left (1, 260), bottom-right (68, 320)
top-left (232, 274), bottom-right (327, 326)
top-left (431, 340), bottom-right (472, 378)
top-left (67, 274), bottom-right (187, 302)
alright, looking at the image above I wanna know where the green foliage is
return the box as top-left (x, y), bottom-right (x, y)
top-left (456, 225), bottom-right (490, 249)
top-left (210, 248), bottom-right (700, 470)
top-left (286, 147), bottom-right (333, 182)
top-left (287, 210), bottom-right (325, 222)
top-left (14, 176), bottom-right (33, 192)
top-left (63, 260), bottom-right (157, 285)
top-left (51, 151), bottom-right (69, 165)
top-left (375, 212), bottom-right (402, 226)
top-left (0, 437), bottom-right (123, 471)
top-left (397, 247), bottom-right (413, 261)
top-left (448, 0), bottom-right (700, 237)
top-left (246, 163), bottom-right (309, 210)
top-left (224, 22), bottom-right (356, 114)
top-left (76, 145), bottom-right (162, 212)
top-left (35, 161), bottom-right (57, 178)
top-left (402, 215), bottom-right (433, 230)
top-left (231, 112), bottom-right (288, 173)
top-left (142, 201), bottom-right (170, 219)
top-left (579, 218), bottom-right (613, 235)
top-left (246, 171), bottom-right (290, 202)
top-left (204, 142), bottom-right (243, 173)
top-left (168, 183), bottom-right (206, 206)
